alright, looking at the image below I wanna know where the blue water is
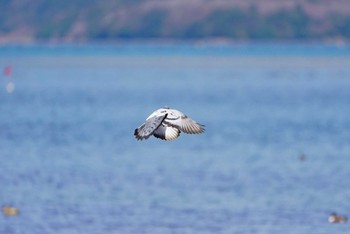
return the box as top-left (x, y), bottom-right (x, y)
top-left (1, 43), bottom-right (350, 233)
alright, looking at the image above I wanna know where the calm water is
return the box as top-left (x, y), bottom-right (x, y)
top-left (0, 43), bottom-right (350, 233)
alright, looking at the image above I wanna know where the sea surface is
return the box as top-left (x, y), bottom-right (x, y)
top-left (0, 43), bottom-right (350, 233)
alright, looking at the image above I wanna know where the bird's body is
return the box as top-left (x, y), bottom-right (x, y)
top-left (134, 107), bottom-right (205, 140)
top-left (328, 213), bottom-right (348, 223)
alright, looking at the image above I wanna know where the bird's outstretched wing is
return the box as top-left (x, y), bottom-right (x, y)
top-left (164, 115), bottom-right (205, 134)
top-left (134, 114), bottom-right (167, 140)
top-left (153, 124), bottom-right (180, 140)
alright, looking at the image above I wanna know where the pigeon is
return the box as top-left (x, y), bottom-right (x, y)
top-left (134, 107), bottom-right (205, 140)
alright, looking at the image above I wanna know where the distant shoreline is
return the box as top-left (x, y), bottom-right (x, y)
top-left (0, 37), bottom-right (349, 46)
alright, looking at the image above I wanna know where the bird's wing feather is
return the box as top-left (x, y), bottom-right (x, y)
top-left (164, 115), bottom-right (205, 134)
top-left (153, 124), bottom-right (180, 140)
top-left (134, 114), bottom-right (167, 140)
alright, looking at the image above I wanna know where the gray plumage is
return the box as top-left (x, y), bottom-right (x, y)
top-left (134, 107), bottom-right (205, 141)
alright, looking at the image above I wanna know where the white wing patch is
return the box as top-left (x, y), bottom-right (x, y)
top-left (153, 124), bottom-right (180, 140)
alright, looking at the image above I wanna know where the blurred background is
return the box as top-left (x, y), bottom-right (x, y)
top-left (1, 1), bottom-right (350, 234)
top-left (1, 0), bottom-right (350, 42)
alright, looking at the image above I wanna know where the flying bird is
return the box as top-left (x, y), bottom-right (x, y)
top-left (328, 213), bottom-right (348, 223)
top-left (134, 107), bottom-right (205, 140)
